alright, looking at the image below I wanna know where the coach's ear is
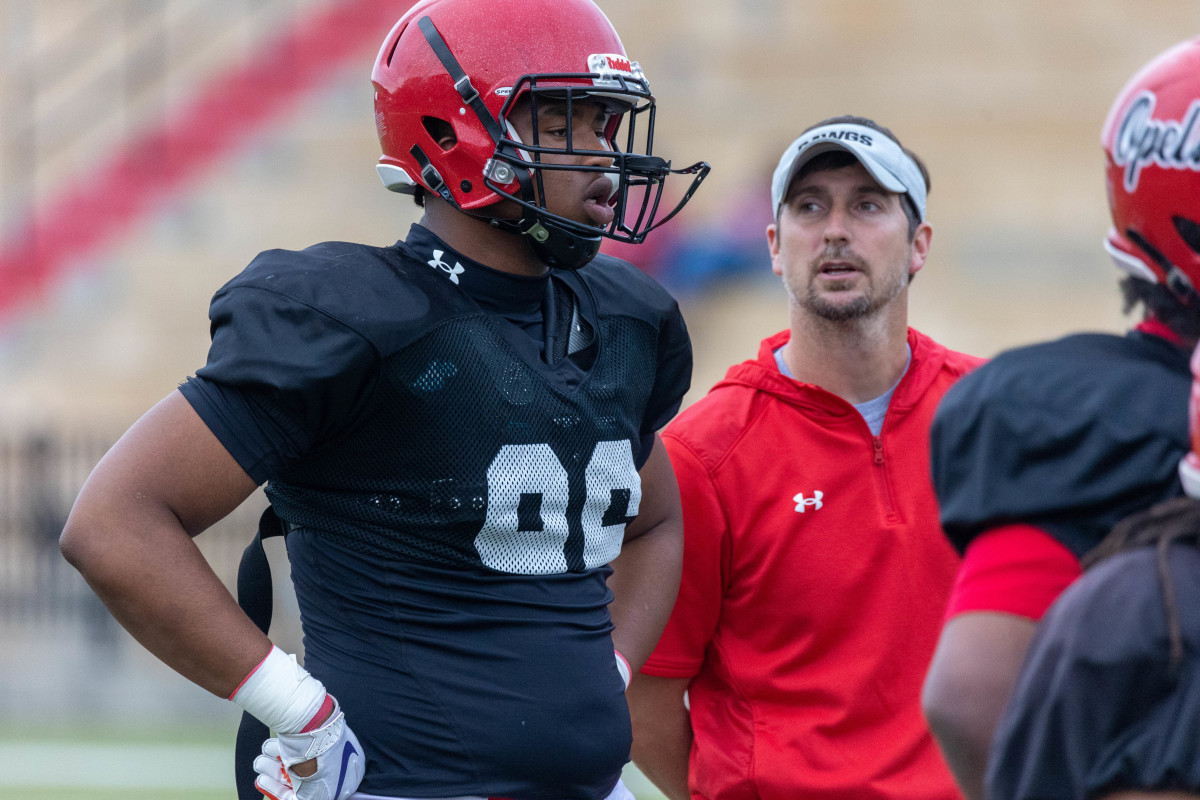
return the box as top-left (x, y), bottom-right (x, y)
top-left (908, 221), bottom-right (931, 280)
top-left (767, 222), bottom-right (783, 277)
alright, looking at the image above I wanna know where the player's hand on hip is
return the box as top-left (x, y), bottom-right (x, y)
top-left (253, 701), bottom-right (364, 800)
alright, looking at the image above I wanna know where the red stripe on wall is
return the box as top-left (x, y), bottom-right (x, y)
top-left (0, 0), bottom-right (410, 318)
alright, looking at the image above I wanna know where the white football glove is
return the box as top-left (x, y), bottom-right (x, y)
top-left (253, 702), bottom-right (364, 800)
top-left (614, 650), bottom-right (632, 690)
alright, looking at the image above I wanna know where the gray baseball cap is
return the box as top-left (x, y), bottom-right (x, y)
top-left (770, 122), bottom-right (927, 222)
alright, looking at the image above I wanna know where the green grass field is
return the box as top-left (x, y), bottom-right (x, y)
top-left (0, 722), bottom-right (665, 800)
top-left (8, 790), bottom-right (224, 800)
top-left (0, 723), bottom-right (233, 800)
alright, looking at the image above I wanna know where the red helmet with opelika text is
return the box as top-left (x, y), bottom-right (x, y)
top-left (1102, 38), bottom-right (1200, 302)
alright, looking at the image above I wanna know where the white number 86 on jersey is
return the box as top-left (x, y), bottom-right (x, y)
top-left (476, 440), bottom-right (641, 575)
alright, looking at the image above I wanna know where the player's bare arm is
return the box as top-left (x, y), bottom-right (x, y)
top-left (627, 673), bottom-right (692, 800)
top-left (60, 390), bottom-right (267, 695)
top-left (61, 391), bottom-right (347, 788)
top-left (922, 611), bottom-right (1037, 800)
top-left (607, 434), bottom-right (683, 672)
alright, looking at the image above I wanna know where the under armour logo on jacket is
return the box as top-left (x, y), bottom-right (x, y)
top-left (793, 491), bottom-right (823, 512)
top-left (428, 250), bottom-right (465, 284)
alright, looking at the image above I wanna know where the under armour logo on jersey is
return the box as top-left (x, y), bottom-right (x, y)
top-left (793, 491), bottom-right (823, 512)
top-left (427, 250), bottom-right (465, 284)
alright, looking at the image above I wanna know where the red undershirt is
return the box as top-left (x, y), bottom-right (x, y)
top-left (947, 319), bottom-right (1184, 622)
top-left (945, 524), bottom-right (1083, 621)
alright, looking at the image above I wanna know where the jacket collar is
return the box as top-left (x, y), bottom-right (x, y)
top-left (713, 328), bottom-right (948, 418)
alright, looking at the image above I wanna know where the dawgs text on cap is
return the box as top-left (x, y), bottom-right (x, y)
top-left (771, 123), bottom-right (927, 222)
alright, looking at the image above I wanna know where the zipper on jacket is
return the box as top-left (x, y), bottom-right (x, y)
top-left (872, 435), bottom-right (899, 521)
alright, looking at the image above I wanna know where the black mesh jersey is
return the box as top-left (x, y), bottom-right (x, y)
top-left (988, 545), bottom-right (1200, 798)
top-left (930, 330), bottom-right (1190, 558)
top-left (179, 224), bottom-right (691, 798)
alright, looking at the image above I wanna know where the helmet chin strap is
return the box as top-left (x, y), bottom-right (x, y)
top-left (477, 191), bottom-right (602, 271)
top-left (496, 212), bottom-right (603, 271)
top-left (488, 122), bottom-right (602, 270)
top-left (1127, 228), bottom-right (1200, 307)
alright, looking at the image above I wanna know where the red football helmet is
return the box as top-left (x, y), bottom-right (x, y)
top-left (1102, 37), bottom-right (1200, 301)
top-left (372, 0), bottom-right (709, 269)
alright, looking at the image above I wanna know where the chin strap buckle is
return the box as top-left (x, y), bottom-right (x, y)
top-left (524, 222), bottom-right (551, 243)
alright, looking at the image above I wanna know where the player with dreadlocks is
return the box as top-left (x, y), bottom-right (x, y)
top-left (984, 342), bottom-right (1200, 800)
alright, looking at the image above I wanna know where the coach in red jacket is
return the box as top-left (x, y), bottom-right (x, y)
top-left (628, 115), bottom-right (981, 800)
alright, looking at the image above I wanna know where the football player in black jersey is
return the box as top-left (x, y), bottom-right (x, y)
top-left (985, 344), bottom-right (1200, 799)
top-left (921, 38), bottom-right (1200, 800)
top-left (59, 1), bottom-right (708, 798)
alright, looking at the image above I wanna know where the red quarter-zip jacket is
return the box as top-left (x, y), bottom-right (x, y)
top-left (644, 328), bottom-right (982, 800)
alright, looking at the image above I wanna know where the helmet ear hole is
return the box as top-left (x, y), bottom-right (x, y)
top-left (422, 116), bottom-right (457, 151)
top-left (1175, 216), bottom-right (1200, 257)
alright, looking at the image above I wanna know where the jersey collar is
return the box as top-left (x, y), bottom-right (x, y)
top-left (403, 224), bottom-right (548, 315)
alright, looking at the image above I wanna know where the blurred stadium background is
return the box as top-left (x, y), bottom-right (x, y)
top-left (0, 1), bottom-right (1196, 796)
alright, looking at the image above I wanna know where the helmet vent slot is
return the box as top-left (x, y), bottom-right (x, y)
top-left (1175, 216), bottom-right (1200, 256)
top-left (385, 29), bottom-right (403, 67)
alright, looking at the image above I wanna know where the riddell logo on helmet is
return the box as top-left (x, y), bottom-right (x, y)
top-left (604, 55), bottom-right (631, 73)
top-left (587, 53), bottom-right (640, 79)
top-left (1112, 91), bottom-right (1200, 192)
